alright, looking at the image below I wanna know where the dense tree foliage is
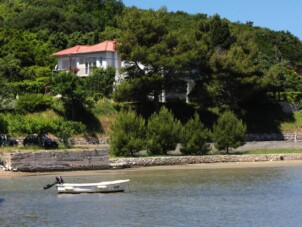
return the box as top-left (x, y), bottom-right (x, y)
top-left (0, 0), bottom-right (125, 85)
top-left (116, 7), bottom-right (172, 104)
top-left (1, 0), bottom-right (124, 34)
top-left (51, 72), bottom-right (90, 120)
top-left (15, 94), bottom-right (53, 113)
top-left (116, 7), bottom-right (302, 114)
top-left (1, 0), bottom-right (302, 149)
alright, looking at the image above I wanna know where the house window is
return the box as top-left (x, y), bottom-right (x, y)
top-left (62, 60), bottom-right (76, 70)
top-left (62, 60), bottom-right (69, 70)
top-left (85, 57), bottom-right (97, 74)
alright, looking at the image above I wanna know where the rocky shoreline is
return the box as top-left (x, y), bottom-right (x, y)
top-left (111, 153), bottom-right (302, 168)
top-left (2, 141), bottom-right (302, 172)
top-left (1, 153), bottom-right (302, 173)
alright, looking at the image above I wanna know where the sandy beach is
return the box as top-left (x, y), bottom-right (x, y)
top-left (1, 159), bottom-right (302, 178)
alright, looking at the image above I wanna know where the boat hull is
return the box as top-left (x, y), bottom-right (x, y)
top-left (56, 179), bottom-right (130, 194)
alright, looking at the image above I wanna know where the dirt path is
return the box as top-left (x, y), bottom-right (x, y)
top-left (235, 141), bottom-right (302, 150)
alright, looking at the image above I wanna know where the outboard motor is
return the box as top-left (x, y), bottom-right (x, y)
top-left (55, 176), bottom-right (64, 184)
top-left (43, 176), bottom-right (65, 190)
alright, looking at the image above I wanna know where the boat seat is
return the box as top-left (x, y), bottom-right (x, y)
top-left (97, 186), bottom-right (107, 189)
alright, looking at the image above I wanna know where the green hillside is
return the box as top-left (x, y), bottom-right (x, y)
top-left (1, 0), bottom-right (302, 143)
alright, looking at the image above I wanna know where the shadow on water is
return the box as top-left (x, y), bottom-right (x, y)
top-left (0, 198), bottom-right (5, 206)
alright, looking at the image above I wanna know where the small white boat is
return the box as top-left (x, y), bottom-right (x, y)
top-left (43, 176), bottom-right (130, 194)
top-left (56, 179), bottom-right (130, 194)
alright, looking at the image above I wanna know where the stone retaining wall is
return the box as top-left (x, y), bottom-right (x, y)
top-left (2, 149), bottom-right (109, 172)
top-left (246, 133), bottom-right (302, 142)
top-left (110, 153), bottom-right (302, 168)
top-left (12, 133), bottom-right (302, 146)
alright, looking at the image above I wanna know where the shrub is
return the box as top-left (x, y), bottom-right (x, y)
top-left (8, 115), bottom-right (56, 136)
top-left (15, 94), bottom-right (53, 113)
top-left (278, 92), bottom-right (302, 103)
top-left (20, 66), bottom-right (52, 80)
top-left (109, 110), bottom-right (146, 156)
top-left (0, 114), bottom-right (8, 133)
top-left (85, 67), bottom-right (115, 100)
top-left (53, 119), bottom-right (86, 148)
top-left (286, 92), bottom-right (301, 104)
top-left (146, 107), bottom-right (181, 155)
top-left (8, 81), bottom-right (46, 94)
top-left (7, 114), bottom-right (85, 148)
top-left (180, 113), bottom-right (210, 155)
top-left (298, 100), bottom-right (302, 110)
top-left (212, 111), bottom-right (246, 153)
top-left (93, 99), bottom-right (118, 116)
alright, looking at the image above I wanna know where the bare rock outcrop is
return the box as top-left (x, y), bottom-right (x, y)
top-left (2, 149), bottom-right (109, 172)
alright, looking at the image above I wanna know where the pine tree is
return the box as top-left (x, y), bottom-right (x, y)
top-left (181, 113), bottom-right (209, 155)
top-left (213, 111), bottom-right (246, 153)
top-left (146, 107), bottom-right (181, 155)
top-left (109, 110), bottom-right (146, 156)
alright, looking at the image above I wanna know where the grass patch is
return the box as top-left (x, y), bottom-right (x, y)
top-left (229, 149), bottom-right (302, 155)
top-left (92, 99), bottom-right (119, 134)
top-left (0, 147), bottom-right (29, 153)
top-left (280, 112), bottom-right (302, 133)
top-left (0, 142), bottom-right (78, 153)
top-left (93, 99), bottom-right (118, 116)
top-left (28, 109), bottom-right (62, 120)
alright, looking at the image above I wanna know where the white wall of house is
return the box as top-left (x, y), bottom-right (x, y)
top-left (57, 51), bottom-right (122, 78)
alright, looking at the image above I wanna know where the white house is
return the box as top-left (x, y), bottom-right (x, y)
top-left (52, 40), bottom-right (194, 102)
top-left (52, 40), bottom-right (123, 82)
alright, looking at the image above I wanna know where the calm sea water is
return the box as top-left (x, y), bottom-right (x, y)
top-left (1, 164), bottom-right (302, 227)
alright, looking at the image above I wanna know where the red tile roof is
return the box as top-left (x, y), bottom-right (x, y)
top-left (52, 40), bottom-right (116, 56)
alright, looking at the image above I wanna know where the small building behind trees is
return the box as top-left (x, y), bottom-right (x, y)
top-left (52, 40), bottom-right (123, 82)
top-left (52, 40), bottom-right (194, 103)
